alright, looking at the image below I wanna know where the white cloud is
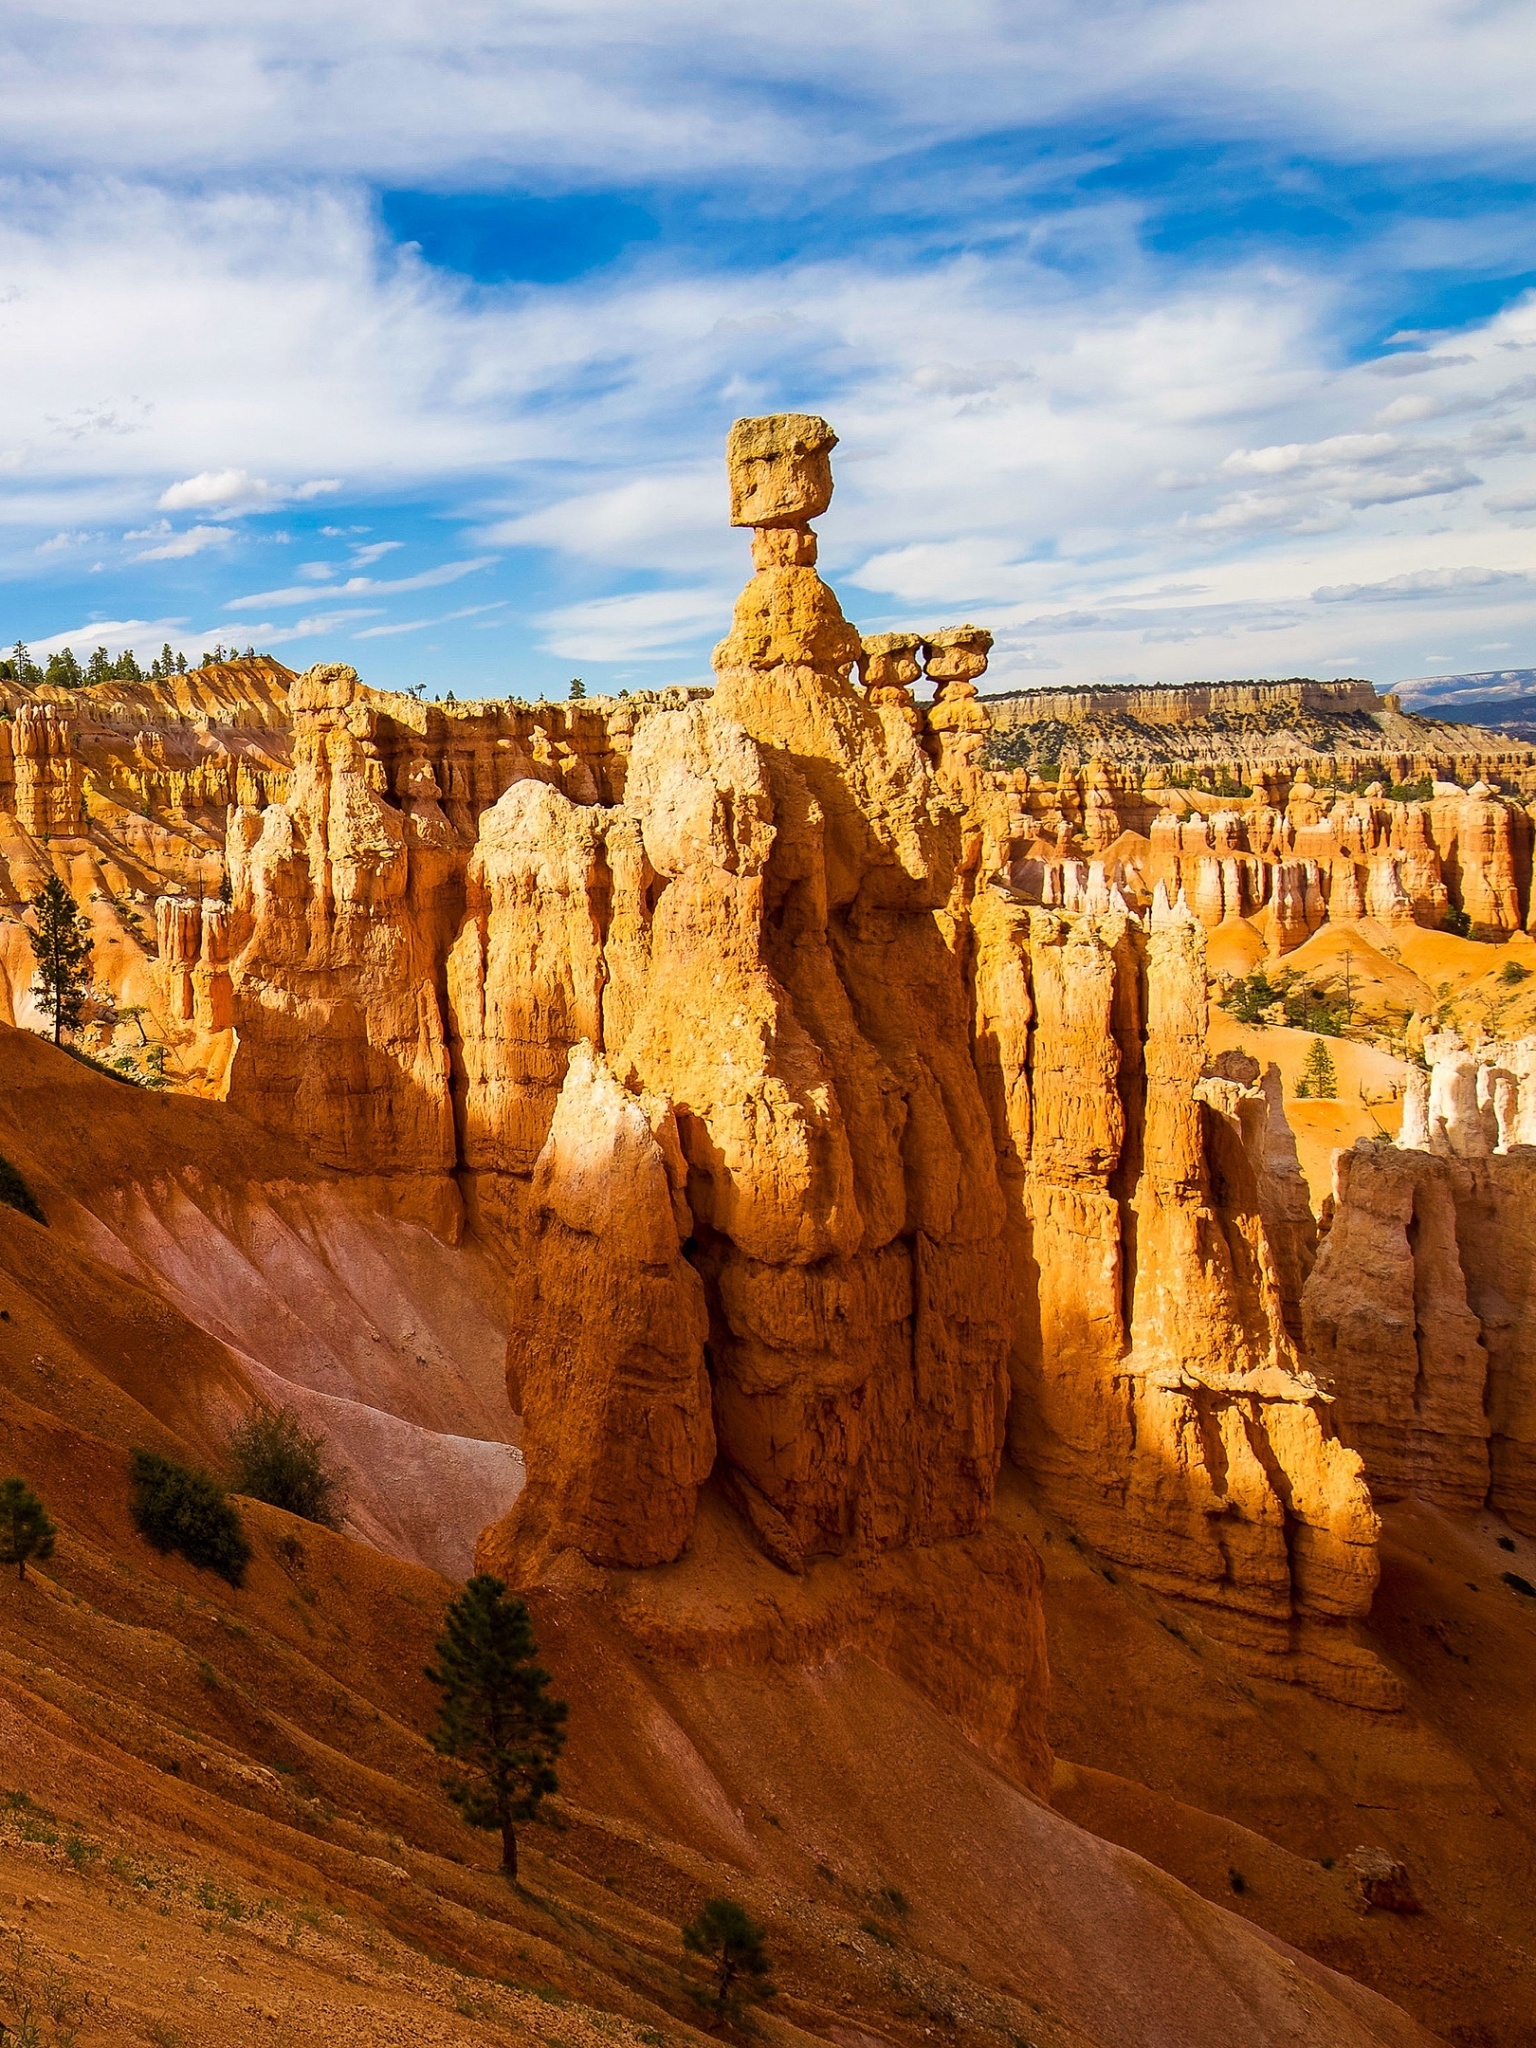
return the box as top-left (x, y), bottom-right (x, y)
top-left (159, 468), bottom-right (340, 511)
top-left (127, 520), bottom-right (236, 560)
top-left (1221, 433), bottom-right (1399, 477)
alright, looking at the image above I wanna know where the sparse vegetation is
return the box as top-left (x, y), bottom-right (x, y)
top-left (1443, 903), bottom-right (1472, 937)
top-left (426, 1575), bottom-right (567, 1881)
top-left (228, 1407), bottom-right (346, 1529)
top-left (0, 1927), bottom-right (86, 2046)
top-left (129, 1449), bottom-right (250, 1586)
top-left (1295, 1037), bottom-right (1339, 1100)
top-left (0, 1478), bottom-right (56, 1580)
top-left (1219, 967), bottom-right (1352, 1037)
top-left (1500, 960), bottom-right (1530, 986)
top-left (682, 1898), bottom-right (774, 2019)
top-left (0, 1154), bottom-right (45, 1224)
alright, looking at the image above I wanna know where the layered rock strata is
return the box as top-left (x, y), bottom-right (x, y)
top-left (984, 676), bottom-right (1536, 790)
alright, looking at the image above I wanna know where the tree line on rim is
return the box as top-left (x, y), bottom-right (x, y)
top-left (1, 641), bottom-right (268, 689)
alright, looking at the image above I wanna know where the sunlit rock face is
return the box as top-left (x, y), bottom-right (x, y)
top-left (480, 414), bottom-right (1016, 1580)
top-left (142, 416), bottom-right (1400, 1704)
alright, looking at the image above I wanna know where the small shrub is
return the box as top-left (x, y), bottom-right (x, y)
top-left (1443, 903), bottom-right (1472, 937)
top-left (228, 1408), bottom-right (345, 1529)
top-left (0, 1155), bottom-right (45, 1225)
top-left (1500, 960), bottom-right (1531, 986)
top-left (129, 1450), bottom-right (250, 1586)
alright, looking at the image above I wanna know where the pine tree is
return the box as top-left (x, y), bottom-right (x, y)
top-left (175, 651), bottom-right (188, 673)
top-left (44, 647), bottom-right (82, 689)
top-left (11, 641), bottom-right (41, 686)
top-left (25, 876), bottom-right (93, 1045)
top-left (158, 642), bottom-right (176, 679)
top-left (426, 1576), bottom-right (567, 1881)
top-left (1296, 1036), bottom-right (1338, 1100)
top-left (568, 677), bottom-right (586, 700)
top-left (86, 646), bottom-right (112, 684)
top-left (682, 1899), bottom-right (775, 2017)
top-left (0, 1477), bottom-right (56, 1580)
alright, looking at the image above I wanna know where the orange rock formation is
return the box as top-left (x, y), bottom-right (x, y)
top-left (7, 419), bottom-right (1536, 2046)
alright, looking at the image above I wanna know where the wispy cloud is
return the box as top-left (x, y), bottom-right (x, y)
top-left (353, 601), bottom-right (510, 639)
top-left (535, 587), bottom-right (729, 662)
top-left (126, 520), bottom-right (236, 560)
top-left (224, 558), bottom-right (497, 611)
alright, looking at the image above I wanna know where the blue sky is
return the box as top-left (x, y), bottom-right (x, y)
top-left (1, 2), bottom-right (1535, 702)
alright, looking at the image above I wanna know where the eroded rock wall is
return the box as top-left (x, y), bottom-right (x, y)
top-left (971, 886), bottom-right (1387, 1705)
top-left (1303, 1144), bottom-right (1536, 1534)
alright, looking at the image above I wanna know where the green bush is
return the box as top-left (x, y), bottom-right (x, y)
top-left (130, 1449), bottom-right (250, 1586)
top-left (228, 1407), bottom-right (345, 1529)
top-left (0, 1477), bottom-right (55, 1578)
top-left (1500, 960), bottom-right (1530, 987)
top-left (1443, 903), bottom-right (1472, 937)
top-left (0, 1153), bottom-right (45, 1224)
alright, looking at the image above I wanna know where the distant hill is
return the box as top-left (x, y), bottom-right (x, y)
top-left (1395, 668), bottom-right (1536, 740)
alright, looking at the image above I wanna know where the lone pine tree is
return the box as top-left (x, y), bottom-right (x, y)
top-left (426, 1576), bottom-right (567, 1881)
top-left (0, 1478), bottom-right (56, 1580)
top-left (1295, 1036), bottom-right (1339, 1100)
top-left (682, 1898), bottom-right (775, 2018)
top-left (25, 876), bottom-right (93, 1045)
